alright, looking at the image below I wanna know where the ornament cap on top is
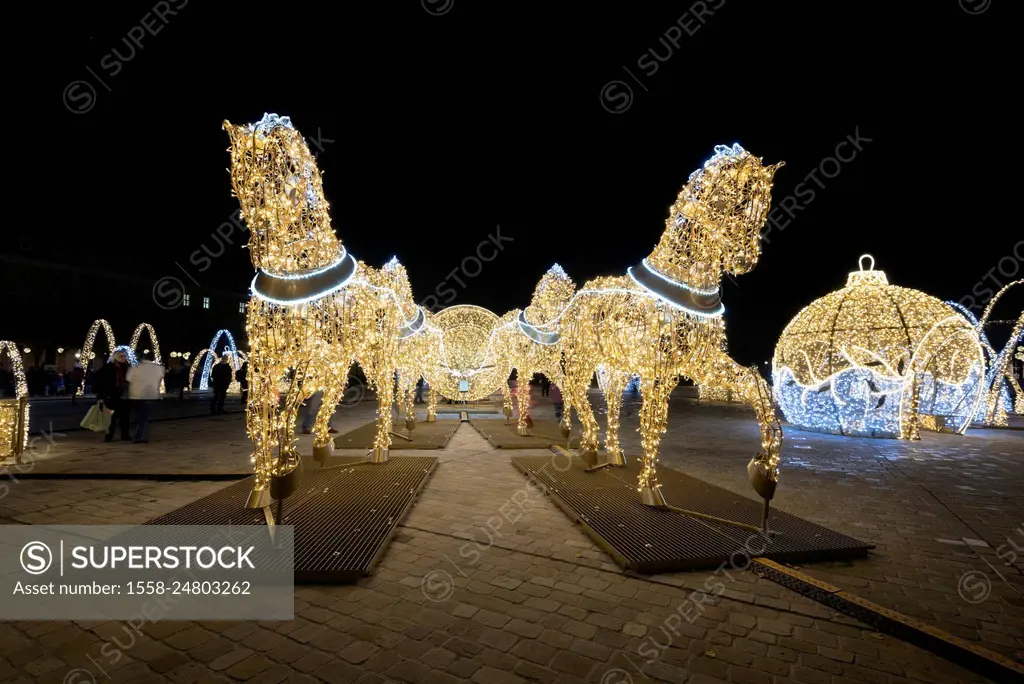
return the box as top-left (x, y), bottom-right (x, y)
top-left (846, 253), bottom-right (888, 287)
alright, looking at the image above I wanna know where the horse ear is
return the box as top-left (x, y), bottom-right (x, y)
top-left (766, 161), bottom-right (785, 179)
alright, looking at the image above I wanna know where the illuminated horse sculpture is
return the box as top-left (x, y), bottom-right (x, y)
top-left (495, 265), bottom-right (576, 435)
top-left (525, 145), bottom-right (784, 530)
top-left (224, 114), bottom-right (427, 511)
top-left (359, 257), bottom-right (441, 453)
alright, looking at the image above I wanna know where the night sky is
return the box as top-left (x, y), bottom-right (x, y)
top-left (32, 1), bottom-right (1020, 365)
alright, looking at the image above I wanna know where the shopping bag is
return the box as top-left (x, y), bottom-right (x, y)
top-left (81, 404), bottom-right (113, 433)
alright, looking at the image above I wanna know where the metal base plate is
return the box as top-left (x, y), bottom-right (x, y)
top-left (145, 456), bottom-right (438, 582)
top-left (511, 452), bottom-right (872, 573)
top-left (333, 420), bottom-right (459, 450)
top-left (470, 419), bottom-right (581, 449)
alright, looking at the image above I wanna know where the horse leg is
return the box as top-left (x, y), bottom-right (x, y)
top-left (516, 369), bottom-right (533, 435)
top-left (312, 375), bottom-right (346, 465)
top-left (564, 364), bottom-right (600, 466)
top-left (637, 374), bottom-right (676, 505)
top-left (403, 377), bottom-right (417, 431)
top-left (244, 353), bottom-right (280, 509)
top-left (427, 384), bottom-right (438, 422)
top-left (370, 371), bottom-right (394, 463)
top-left (690, 352), bottom-right (783, 532)
top-left (501, 376), bottom-right (513, 423)
top-left (601, 370), bottom-right (629, 467)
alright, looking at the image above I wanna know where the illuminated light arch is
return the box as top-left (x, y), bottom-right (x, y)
top-left (129, 323), bottom-right (163, 365)
top-left (191, 330), bottom-right (245, 392)
top-left (78, 319), bottom-right (117, 394)
top-left (0, 340), bottom-right (30, 463)
top-left (188, 349), bottom-right (214, 390)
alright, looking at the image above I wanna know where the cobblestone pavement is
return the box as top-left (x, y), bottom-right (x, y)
top-left (588, 391), bottom-right (1024, 660)
top-left (0, 390), bottom-right (1017, 683)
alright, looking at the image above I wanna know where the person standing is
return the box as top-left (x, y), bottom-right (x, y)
top-left (127, 353), bottom-right (165, 443)
top-left (95, 351), bottom-right (131, 442)
top-left (541, 376), bottom-right (550, 397)
top-left (236, 361), bottom-right (249, 407)
top-left (210, 355), bottom-right (233, 414)
top-left (415, 377), bottom-right (425, 404)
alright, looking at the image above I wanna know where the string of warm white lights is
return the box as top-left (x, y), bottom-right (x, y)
top-left (0, 340), bottom-right (29, 463)
top-left (225, 115), bottom-right (786, 525)
top-left (490, 146), bottom-right (785, 518)
top-left (774, 255), bottom-right (986, 439)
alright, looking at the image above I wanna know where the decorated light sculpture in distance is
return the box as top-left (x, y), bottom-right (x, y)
top-left (523, 145), bottom-right (785, 531)
top-left (952, 280), bottom-right (1023, 426)
top-left (430, 305), bottom-right (505, 402)
top-left (77, 320), bottom-right (165, 393)
top-left (0, 341), bottom-right (29, 464)
top-left (773, 255), bottom-right (986, 439)
top-left (495, 264), bottom-right (576, 436)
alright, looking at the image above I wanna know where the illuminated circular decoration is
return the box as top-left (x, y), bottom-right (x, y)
top-left (773, 255), bottom-right (986, 438)
top-left (431, 305), bottom-right (504, 401)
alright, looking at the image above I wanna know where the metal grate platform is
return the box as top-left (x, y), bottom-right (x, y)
top-left (511, 453), bottom-right (871, 573)
top-left (333, 420), bottom-right (459, 449)
top-left (146, 456), bottom-right (438, 582)
top-left (470, 418), bottom-right (581, 449)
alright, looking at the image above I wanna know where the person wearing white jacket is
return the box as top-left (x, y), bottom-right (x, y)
top-left (126, 354), bottom-right (165, 443)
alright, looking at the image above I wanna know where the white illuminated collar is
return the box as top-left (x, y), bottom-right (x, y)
top-left (626, 258), bottom-right (724, 317)
top-left (251, 248), bottom-right (357, 305)
top-left (397, 307), bottom-right (426, 339)
top-left (517, 311), bottom-right (561, 345)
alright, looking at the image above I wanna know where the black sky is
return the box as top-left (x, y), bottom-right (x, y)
top-left (29, 0), bottom-right (1021, 364)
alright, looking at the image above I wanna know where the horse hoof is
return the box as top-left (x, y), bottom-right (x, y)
top-left (747, 458), bottom-right (777, 501)
top-left (270, 460), bottom-right (303, 501)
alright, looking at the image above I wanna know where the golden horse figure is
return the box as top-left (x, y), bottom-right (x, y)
top-left (224, 113), bottom-right (425, 509)
top-left (526, 144), bottom-right (784, 531)
top-left (495, 264), bottom-right (576, 435)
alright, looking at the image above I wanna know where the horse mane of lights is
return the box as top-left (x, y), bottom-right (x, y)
top-left (226, 113), bottom-right (788, 531)
top-left (773, 255), bottom-right (987, 439)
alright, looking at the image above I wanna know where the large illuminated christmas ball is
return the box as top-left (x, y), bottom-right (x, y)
top-left (431, 305), bottom-right (504, 401)
top-left (773, 255), bottom-right (985, 438)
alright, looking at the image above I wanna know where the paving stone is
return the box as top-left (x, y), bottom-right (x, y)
top-left (471, 665), bottom-right (525, 684)
top-left (2, 403), bottom-right (1013, 684)
top-left (548, 651), bottom-right (597, 678)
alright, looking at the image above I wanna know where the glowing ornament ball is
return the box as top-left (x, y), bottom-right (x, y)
top-left (431, 305), bottom-right (504, 401)
top-left (773, 255), bottom-right (985, 439)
